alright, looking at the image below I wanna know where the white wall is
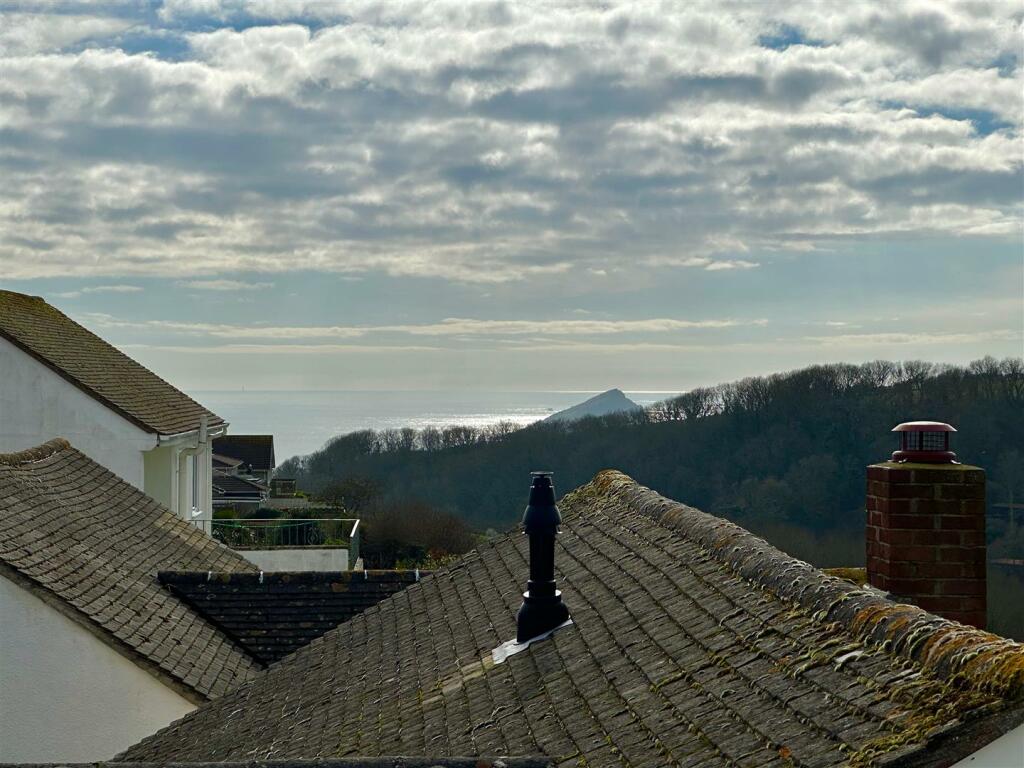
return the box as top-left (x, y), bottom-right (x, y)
top-left (953, 721), bottom-right (1024, 767)
top-left (0, 336), bottom-right (155, 487)
top-left (0, 574), bottom-right (195, 762)
top-left (237, 547), bottom-right (349, 571)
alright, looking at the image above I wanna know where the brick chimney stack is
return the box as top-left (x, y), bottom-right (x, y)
top-left (866, 422), bottom-right (987, 628)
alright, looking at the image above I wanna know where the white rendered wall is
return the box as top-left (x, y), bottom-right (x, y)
top-left (953, 722), bottom-right (1024, 766)
top-left (0, 574), bottom-right (195, 762)
top-left (237, 547), bottom-right (349, 571)
top-left (0, 336), bottom-right (156, 487)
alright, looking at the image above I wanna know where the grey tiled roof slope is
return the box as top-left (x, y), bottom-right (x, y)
top-left (1, 759), bottom-right (551, 768)
top-left (0, 440), bottom-right (261, 701)
top-left (121, 471), bottom-right (1024, 767)
top-left (0, 290), bottom-right (224, 435)
top-left (159, 571), bottom-right (428, 665)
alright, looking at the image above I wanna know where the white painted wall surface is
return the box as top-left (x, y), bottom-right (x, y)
top-left (0, 575), bottom-right (195, 762)
top-left (952, 721), bottom-right (1024, 767)
top-left (0, 336), bottom-right (155, 487)
top-left (237, 547), bottom-right (349, 571)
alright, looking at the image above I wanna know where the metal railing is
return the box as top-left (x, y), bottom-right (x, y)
top-left (211, 518), bottom-right (360, 555)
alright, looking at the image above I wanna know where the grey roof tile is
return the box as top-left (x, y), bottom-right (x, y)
top-left (119, 471), bottom-right (1024, 766)
top-left (0, 290), bottom-right (223, 435)
top-left (0, 439), bottom-right (260, 699)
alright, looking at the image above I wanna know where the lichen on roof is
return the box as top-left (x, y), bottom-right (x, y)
top-left (119, 470), bottom-right (1024, 767)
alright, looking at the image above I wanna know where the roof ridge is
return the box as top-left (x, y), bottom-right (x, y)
top-left (0, 438), bottom-right (71, 466)
top-left (586, 469), bottom-right (1024, 701)
top-left (0, 291), bottom-right (224, 435)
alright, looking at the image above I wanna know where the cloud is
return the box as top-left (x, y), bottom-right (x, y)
top-left (81, 312), bottom-right (768, 340)
top-left (0, 1), bottom-right (1019, 285)
top-left (180, 279), bottom-right (274, 291)
top-left (801, 329), bottom-right (1022, 347)
top-left (52, 284), bottom-right (143, 298)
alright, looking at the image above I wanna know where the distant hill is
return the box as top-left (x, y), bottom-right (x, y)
top-left (543, 388), bottom-right (641, 423)
top-left (276, 356), bottom-right (1024, 639)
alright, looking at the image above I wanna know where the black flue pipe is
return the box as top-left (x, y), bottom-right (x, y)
top-left (516, 472), bottom-right (570, 643)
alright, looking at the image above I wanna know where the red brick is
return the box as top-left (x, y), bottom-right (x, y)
top-left (873, 497), bottom-right (911, 514)
top-left (869, 559), bottom-right (892, 578)
top-left (959, 531), bottom-right (987, 547)
top-left (868, 465), bottom-right (910, 482)
top-left (911, 530), bottom-right (961, 546)
top-left (907, 562), bottom-right (964, 579)
top-left (879, 529), bottom-right (916, 545)
top-left (936, 484), bottom-right (985, 500)
top-left (960, 499), bottom-right (986, 515)
top-left (886, 545), bottom-right (938, 562)
top-left (939, 515), bottom-right (985, 531)
top-left (887, 515), bottom-right (936, 530)
top-left (940, 547), bottom-right (985, 564)
top-left (957, 596), bottom-right (987, 612)
top-left (908, 498), bottom-right (962, 515)
top-left (867, 480), bottom-right (890, 497)
top-left (887, 577), bottom-right (939, 594)
top-left (938, 579), bottom-right (986, 596)
top-left (886, 484), bottom-right (936, 499)
top-left (959, 562), bottom-right (987, 579)
top-left (876, 467), bottom-right (913, 483)
top-left (908, 468), bottom-right (978, 484)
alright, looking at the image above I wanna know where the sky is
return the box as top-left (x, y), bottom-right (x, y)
top-left (0, 0), bottom-right (1021, 392)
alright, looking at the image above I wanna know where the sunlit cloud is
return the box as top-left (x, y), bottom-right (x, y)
top-left (0, 1), bottom-right (1018, 284)
top-left (180, 279), bottom-right (275, 291)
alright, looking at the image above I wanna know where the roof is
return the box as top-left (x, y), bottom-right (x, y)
top-left (212, 472), bottom-right (269, 501)
top-left (214, 453), bottom-right (246, 470)
top-left (0, 290), bottom-right (224, 436)
top-left (120, 471), bottom-right (1024, 766)
top-left (1, 760), bottom-right (550, 768)
top-left (213, 435), bottom-right (275, 472)
top-left (0, 440), bottom-right (261, 702)
top-left (159, 571), bottom-right (428, 665)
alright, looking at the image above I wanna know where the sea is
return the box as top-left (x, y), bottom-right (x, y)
top-left (194, 390), bottom-right (680, 461)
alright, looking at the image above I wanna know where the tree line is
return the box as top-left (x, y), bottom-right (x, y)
top-left (278, 356), bottom-right (1023, 533)
top-left (276, 356), bottom-right (1024, 637)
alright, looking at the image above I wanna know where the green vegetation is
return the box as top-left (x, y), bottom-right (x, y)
top-left (278, 357), bottom-right (1024, 635)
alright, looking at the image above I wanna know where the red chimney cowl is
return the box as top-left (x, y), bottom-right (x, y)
top-left (891, 421), bottom-right (956, 464)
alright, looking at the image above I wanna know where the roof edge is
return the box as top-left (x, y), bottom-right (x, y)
top-left (0, 438), bottom-right (71, 467)
top-left (5, 760), bottom-right (553, 768)
top-left (585, 469), bottom-right (1024, 702)
top-left (0, 563), bottom-right (207, 706)
top-left (0, 322), bottom-right (225, 437)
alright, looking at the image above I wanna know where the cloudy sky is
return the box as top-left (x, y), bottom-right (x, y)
top-left (1, 1), bottom-right (1021, 392)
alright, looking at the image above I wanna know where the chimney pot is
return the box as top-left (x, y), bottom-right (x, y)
top-left (516, 472), bottom-right (570, 643)
top-left (867, 422), bottom-right (986, 628)
top-left (891, 421), bottom-right (956, 464)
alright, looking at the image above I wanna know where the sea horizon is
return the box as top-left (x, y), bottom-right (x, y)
top-left (195, 389), bottom-right (680, 461)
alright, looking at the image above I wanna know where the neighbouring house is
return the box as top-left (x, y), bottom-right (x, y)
top-left (0, 290), bottom-right (224, 527)
top-left (213, 434), bottom-right (276, 487)
top-left (211, 471), bottom-right (269, 513)
top-left (0, 439), bottom-right (260, 762)
top-left (0, 439), bottom-right (415, 762)
top-left (271, 477), bottom-right (298, 496)
top-left (118, 470), bottom-right (1024, 767)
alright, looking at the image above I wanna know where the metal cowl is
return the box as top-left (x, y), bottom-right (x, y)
top-left (891, 421), bottom-right (957, 464)
top-left (522, 471), bottom-right (561, 533)
top-left (516, 472), bottom-right (570, 643)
